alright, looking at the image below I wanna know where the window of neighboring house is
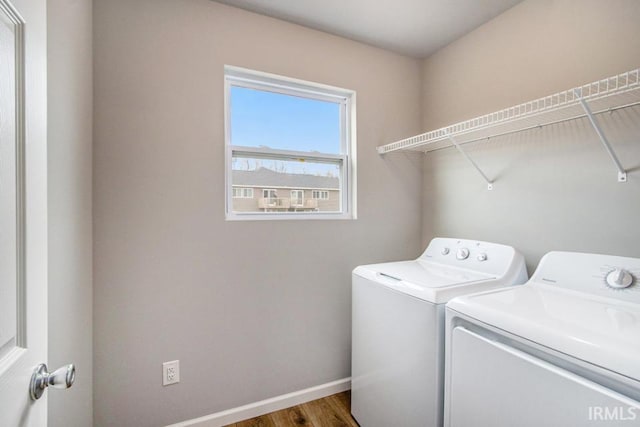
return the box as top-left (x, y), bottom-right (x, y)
top-left (263, 189), bottom-right (277, 200)
top-left (290, 190), bottom-right (304, 206)
top-left (312, 190), bottom-right (329, 200)
top-left (232, 187), bottom-right (254, 198)
top-left (225, 66), bottom-right (356, 220)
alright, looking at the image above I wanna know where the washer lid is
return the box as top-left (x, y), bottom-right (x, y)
top-left (354, 260), bottom-right (497, 304)
top-left (447, 283), bottom-right (640, 382)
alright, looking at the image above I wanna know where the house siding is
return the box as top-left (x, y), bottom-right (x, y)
top-left (231, 186), bottom-right (341, 212)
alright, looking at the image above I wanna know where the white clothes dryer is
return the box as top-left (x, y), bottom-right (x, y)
top-left (445, 251), bottom-right (640, 427)
top-left (351, 237), bottom-right (527, 427)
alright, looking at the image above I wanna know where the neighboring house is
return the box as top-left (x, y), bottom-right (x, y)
top-left (232, 167), bottom-right (340, 213)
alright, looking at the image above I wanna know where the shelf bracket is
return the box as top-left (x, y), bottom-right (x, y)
top-left (447, 134), bottom-right (494, 190)
top-left (574, 89), bottom-right (627, 182)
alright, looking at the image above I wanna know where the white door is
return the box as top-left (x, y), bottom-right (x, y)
top-left (0, 0), bottom-right (51, 425)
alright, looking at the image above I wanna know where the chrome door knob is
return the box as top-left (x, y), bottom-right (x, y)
top-left (30, 363), bottom-right (75, 400)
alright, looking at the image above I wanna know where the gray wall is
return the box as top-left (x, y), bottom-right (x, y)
top-left (93, 1), bottom-right (423, 426)
top-left (47, 0), bottom-right (93, 425)
top-left (421, 0), bottom-right (640, 272)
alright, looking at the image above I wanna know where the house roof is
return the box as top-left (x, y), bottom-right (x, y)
top-left (233, 168), bottom-right (339, 189)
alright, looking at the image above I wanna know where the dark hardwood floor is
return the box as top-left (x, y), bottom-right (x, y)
top-left (225, 391), bottom-right (359, 427)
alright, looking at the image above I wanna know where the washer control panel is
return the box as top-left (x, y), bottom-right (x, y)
top-left (533, 252), bottom-right (640, 303)
top-left (420, 238), bottom-right (526, 281)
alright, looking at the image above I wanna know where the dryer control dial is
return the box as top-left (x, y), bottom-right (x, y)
top-left (441, 248), bottom-right (450, 255)
top-left (605, 268), bottom-right (634, 289)
top-left (456, 248), bottom-right (470, 260)
top-left (477, 253), bottom-right (488, 262)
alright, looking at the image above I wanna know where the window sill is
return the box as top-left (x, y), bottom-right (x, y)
top-left (225, 212), bottom-right (356, 221)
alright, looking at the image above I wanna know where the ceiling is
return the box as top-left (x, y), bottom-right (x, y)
top-left (213, 0), bottom-right (523, 58)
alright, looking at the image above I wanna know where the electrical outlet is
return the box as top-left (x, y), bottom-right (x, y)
top-left (163, 360), bottom-right (180, 386)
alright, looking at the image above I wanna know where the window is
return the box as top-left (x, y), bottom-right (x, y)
top-left (290, 190), bottom-right (304, 207)
top-left (232, 187), bottom-right (253, 198)
top-left (312, 190), bottom-right (329, 200)
top-left (225, 66), bottom-right (356, 220)
top-left (262, 189), bottom-right (277, 199)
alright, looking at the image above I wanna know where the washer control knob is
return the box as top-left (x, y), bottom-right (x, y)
top-left (456, 248), bottom-right (470, 260)
top-left (441, 248), bottom-right (450, 255)
top-left (606, 268), bottom-right (634, 289)
top-left (477, 253), bottom-right (488, 262)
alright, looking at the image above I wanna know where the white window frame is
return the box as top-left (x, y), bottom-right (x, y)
top-left (262, 189), bottom-right (277, 200)
top-left (232, 187), bottom-right (254, 199)
top-left (224, 65), bottom-right (357, 221)
top-left (312, 190), bottom-right (329, 200)
top-left (290, 190), bottom-right (304, 206)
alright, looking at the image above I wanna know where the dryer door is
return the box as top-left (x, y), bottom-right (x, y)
top-left (446, 327), bottom-right (640, 427)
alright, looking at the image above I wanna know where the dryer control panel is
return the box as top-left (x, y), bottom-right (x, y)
top-left (532, 251), bottom-right (640, 303)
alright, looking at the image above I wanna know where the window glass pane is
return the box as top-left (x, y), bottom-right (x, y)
top-left (232, 187), bottom-right (254, 198)
top-left (230, 86), bottom-right (341, 154)
top-left (232, 157), bottom-right (341, 213)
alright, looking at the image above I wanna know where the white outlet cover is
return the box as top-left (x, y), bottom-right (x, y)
top-left (163, 360), bottom-right (180, 386)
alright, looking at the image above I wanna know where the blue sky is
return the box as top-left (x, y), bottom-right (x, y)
top-left (230, 86), bottom-right (341, 154)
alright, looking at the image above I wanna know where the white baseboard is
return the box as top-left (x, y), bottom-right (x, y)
top-left (166, 377), bottom-right (351, 427)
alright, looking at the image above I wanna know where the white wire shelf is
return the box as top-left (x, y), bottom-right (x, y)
top-left (378, 68), bottom-right (640, 155)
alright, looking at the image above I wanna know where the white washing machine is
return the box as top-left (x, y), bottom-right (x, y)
top-left (445, 251), bottom-right (640, 427)
top-left (351, 237), bottom-right (527, 427)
